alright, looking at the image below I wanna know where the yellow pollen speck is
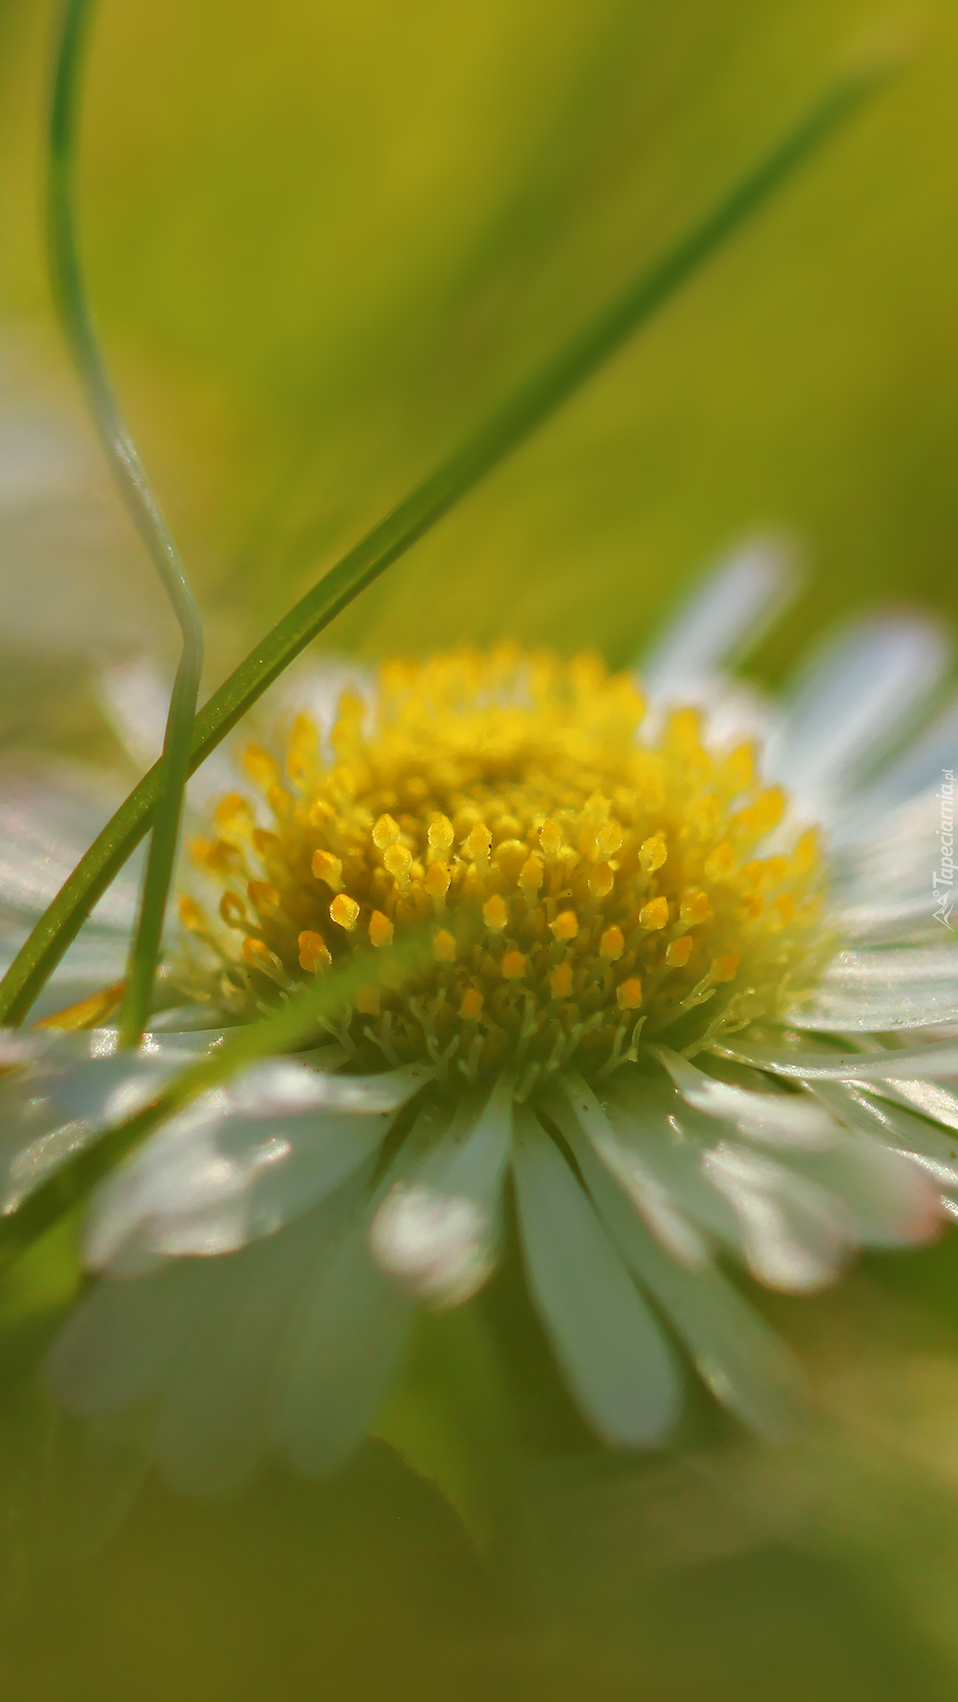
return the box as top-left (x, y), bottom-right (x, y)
top-left (183, 646), bottom-right (826, 1079)
top-left (519, 853), bottom-right (543, 895)
top-left (704, 842), bottom-right (736, 881)
top-left (590, 862), bottom-right (615, 899)
top-left (463, 821), bottom-right (492, 862)
top-left (792, 827), bottom-right (821, 875)
top-left (242, 937), bottom-right (280, 970)
top-left (639, 835), bottom-right (667, 873)
top-left (219, 892), bottom-right (246, 927)
top-left (369, 910), bottom-right (394, 948)
top-left (595, 820), bottom-right (624, 858)
top-left (424, 861), bottom-right (450, 899)
top-left (551, 910), bottom-right (578, 942)
top-left (428, 815), bottom-right (454, 854)
top-left (680, 890), bottom-right (713, 926)
top-left (712, 954), bottom-right (739, 982)
top-left (213, 793), bottom-right (253, 835)
top-left (483, 894), bottom-right (509, 931)
top-left (330, 893), bottom-right (360, 931)
top-left (298, 931), bottom-right (331, 972)
top-left (373, 814), bottom-right (401, 849)
top-left (722, 743), bottom-right (756, 793)
top-left (312, 850), bottom-right (343, 891)
top-left (243, 743), bottom-right (280, 791)
top-left (433, 929), bottom-right (457, 962)
top-left (178, 896), bottom-right (206, 933)
top-left (665, 936), bottom-right (693, 967)
top-left (384, 843), bottom-right (413, 884)
top-left (768, 894), bottom-right (796, 930)
top-left (639, 896), bottom-right (669, 930)
top-left (539, 819), bottom-right (562, 857)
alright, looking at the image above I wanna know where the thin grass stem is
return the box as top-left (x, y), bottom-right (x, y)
top-left (0, 64), bottom-right (886, 1028)
top-left (48, 0), bottom-right (204, 1048)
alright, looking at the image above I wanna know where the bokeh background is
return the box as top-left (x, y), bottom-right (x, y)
top-left (2, 1), bottom-right (958, 1697)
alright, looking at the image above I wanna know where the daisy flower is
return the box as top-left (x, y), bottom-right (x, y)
top-left (2, 544), bottom-right (957, 1495)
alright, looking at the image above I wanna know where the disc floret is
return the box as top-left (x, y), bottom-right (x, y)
top-left (180, 647), bottom-right (826, 1089)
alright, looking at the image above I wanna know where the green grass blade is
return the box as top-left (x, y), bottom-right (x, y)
top-left (0, 931), bottom-right (434, 1274)
top-left (49, 0), bottom-right (205, 1048)
top-left (0, 66), bottom-right (883, 1028)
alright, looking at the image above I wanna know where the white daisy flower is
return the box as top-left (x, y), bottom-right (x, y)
top-left (2, 543), bottom-right (957, 1496)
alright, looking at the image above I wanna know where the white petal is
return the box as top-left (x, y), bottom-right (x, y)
top-left (273, 1207), bottom-right (412, 1477)
top-left (808, 1080), bottom-right (958, 1189)
top-left (702, 1142), bottom-right (855, 1291)
top-left (640, 537), bottom-right (798, 698)
top-left (653, 1046), bottom-right (840, 1148)
top-left (832, 692), bottom-right (958, 835)
top-left (83, 1061), bottom-right (400, 1271)
top-left (367, 1074), bottom-right (512, 1307)
top-left (0, 757), bottom-right (140, 927)
top-left (548, 1073), bottom-right (707, 1264)
top-left (568, 1126), bottom-right (805, 1439)
top-left (720, 1037), bottom-right (958, 1082)
top-left (150, 1180), bottom-right (365, 1495)
top-left (512, 1109), bottom-right (680, 1448)
top-left (763, 615), bottom-right (951, 819)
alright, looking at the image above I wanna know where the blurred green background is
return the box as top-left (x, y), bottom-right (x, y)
top-left (3, 1), bottom-right (958, 1697)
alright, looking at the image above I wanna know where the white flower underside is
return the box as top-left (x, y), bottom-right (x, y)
top-left (2, 541), bottom-right (957, 1492)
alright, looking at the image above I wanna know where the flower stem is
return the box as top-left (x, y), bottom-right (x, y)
top-left (48, 0), bottom-right (204, 1047)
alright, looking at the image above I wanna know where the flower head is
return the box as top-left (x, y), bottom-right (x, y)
top-left (179, 645), bottom-right (824, 1091)
top-left (3, 547), bottom-right (957, 1494)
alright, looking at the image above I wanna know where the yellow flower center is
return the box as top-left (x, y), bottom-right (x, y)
top-left (180, 646), bottom-right (826, 1091)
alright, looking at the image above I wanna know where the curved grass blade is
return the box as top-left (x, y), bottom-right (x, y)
top-left (0, 65), bottom-right (885, 1028)
top-left (0, 931), bottom-right (435, 1274)
top-left (49, 0), bottom-right (204, 1048)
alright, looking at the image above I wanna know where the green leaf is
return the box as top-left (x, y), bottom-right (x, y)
top-left (0, 65), bottom-right (884, 1027)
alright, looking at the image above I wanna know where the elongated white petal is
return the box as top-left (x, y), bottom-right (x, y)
top-left (273, 1208), bottom-right (412, 1477)
top-left (150, 1179), bottom-right (366, 1496)
top-left (832, 692), bottom-right (958, 835)
top-left (654, 1046), bottom-right (840, 1148)
top-left (818, 948), bottom-right (958, 989)
top-left (368, 1074), bottom-right (512, 1307)
top-left (808, 1080), bottom-right (958, 1187)
top-left (567, 1126), bottom-right (805, 1439)
top-left (83, 1064), bottom-right (400, 1273)
top-left (549, 1074), bottom-right (707, 1264)
top-left (641, 539), bottom-right (797, 697)
top-left (512, 1109), bottom-right (680, 1448)
top-left (0, 758), bottom-right (140, 927)
top-left (702, 1143), bottom-right (855, 1291)
top-left (48, 1173), bottom-right (368, 1496)
top-left (0, 1047), bottom-right (186, 1213)
top-left (787, 988), bottom-right (958, 1032)
top-left (876, 1077), bottom-right (958, 1136)
top-left (764, 616), bottom-right (950, 816)
top-left (720, 1038), bottom-right (958, 1081)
